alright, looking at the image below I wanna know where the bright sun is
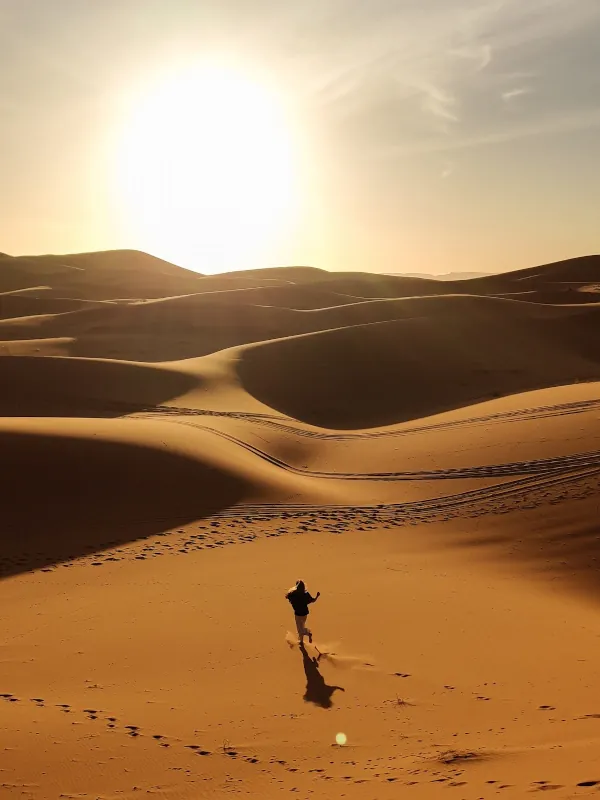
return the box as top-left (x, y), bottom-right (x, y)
top-left (115, 64), bottom-right (298, 273)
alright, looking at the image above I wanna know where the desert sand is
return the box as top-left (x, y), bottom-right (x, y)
top-left (1, 250), bottom-right (600, 799)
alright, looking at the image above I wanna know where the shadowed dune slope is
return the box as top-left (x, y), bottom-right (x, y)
top-left (0, 293), bottom-right (109, 320)
top-left (137, 284), bottom-right (370, 309)
top-left (5, 283), bottom-right (594, 362)
top-left (0, 356), bottom-right (198, 416)
top-left (468, 254), bottom-right (600, 291)
top-left (301, 271), bottom-right (454, 298)
top-left (494, 290), bottom-right (600, 305)
top-left (0, 250), bottom-right (205, 299)
top-left (2, 250), bottom-right (598, 307)
top-left (236, 299), bottom-right (600, 428)
top-left (0, 425), bottom-right (253, 576)
top-left (214, 265), bottom-right (328, 283)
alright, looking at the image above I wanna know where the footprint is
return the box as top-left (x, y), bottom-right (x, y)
top-left (532, 784), bottom-right (564, 791)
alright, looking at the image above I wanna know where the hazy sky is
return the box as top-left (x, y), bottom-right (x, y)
top-left (1, 0), bottom-right (599, 274)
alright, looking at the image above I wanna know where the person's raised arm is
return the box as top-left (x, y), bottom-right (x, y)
top-left (308, 591), bottom-right (321, 603)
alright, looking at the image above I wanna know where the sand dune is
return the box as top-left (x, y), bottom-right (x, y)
top-left (0, 292), bottom-right (108, 320)
top-left (237, 299), bottom-right (600, 427)
top-left (468, 253), bottom-right (600, 290)
top-left (1, 285), bottom-right (596, 363)
top-left (0, 354), bottom-right (201, 416)
top-left (0, 249), bottom-right (205, 299)
top-left (0, 420), bottom-right (249, 576)
top-left (2, 250), bottom-right (600, 799)
top-left (0, 411), bottom-right (324, 579)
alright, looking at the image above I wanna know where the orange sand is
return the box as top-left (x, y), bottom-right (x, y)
top-left (1, 250), bottom-right (599, 798)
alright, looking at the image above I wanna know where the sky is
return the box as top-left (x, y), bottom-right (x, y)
top-left (1, 0), bottom-right (599, 275)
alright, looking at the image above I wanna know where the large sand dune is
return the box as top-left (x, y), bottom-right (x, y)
top-left (1, 249), bottom-right (600, 799)
top-left (237, 299), bottom-right (600, 427)
top-left (467, 253), bottom-right (600, 290)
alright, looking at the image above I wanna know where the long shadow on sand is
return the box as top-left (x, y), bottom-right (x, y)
top-left (0, 429), bottom-right (249, 579)
top-left (300, 644), bottom-right (345, 709)
top-left (0, 356), bottom-right (198, 417)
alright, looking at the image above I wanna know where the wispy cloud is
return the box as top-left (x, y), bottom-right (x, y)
top-left (421, 84), bottom-right (459, 124)
top-left (377, 108), bottom-right (600, 157)
top-left (283, 0), bottom-right (600, 149)
top-left (501, 86), bottom-right (533, 102)
top-left (451, 43), bottom-right (493, 72)
top-left (2, 0), bottom-right (599, 159)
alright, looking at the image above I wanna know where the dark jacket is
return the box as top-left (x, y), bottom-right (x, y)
top-left (286, 589), bottom-right (316, 617)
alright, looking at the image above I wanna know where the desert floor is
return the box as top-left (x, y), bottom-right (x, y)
top-left (1, 253), bottom-right (600, 798)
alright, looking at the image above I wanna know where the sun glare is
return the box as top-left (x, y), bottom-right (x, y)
top-left (115, 64), bottom-right (298, 273)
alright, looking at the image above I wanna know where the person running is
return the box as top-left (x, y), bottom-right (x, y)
top-left (286, 579), bottom-right (320, 644)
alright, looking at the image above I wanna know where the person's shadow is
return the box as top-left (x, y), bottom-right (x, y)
top-left (300, 644), bottom-right (345, 709)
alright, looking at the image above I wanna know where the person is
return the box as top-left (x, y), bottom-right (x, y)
top-left (286, 579), bottom-right (320, 644)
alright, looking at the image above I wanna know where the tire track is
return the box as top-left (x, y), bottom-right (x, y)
top-left (136, 412), bottom-right (600, 483)
top-left (133, 396), bottom-right (600, 442)
top-left (209, 466), bottom-right (600, 522)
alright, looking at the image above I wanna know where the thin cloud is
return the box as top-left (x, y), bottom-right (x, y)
top-left (285, 0), bottom-right (600, 164)
top-left (451, 42), bottom-right (493, 72)
top-left (502, 86), bottom-right (533, 102)
top-left (480, 0), bottom-right (600, 53)
top-left (421, 84), bottom-right (459, 123)
top-left (378, 108), bottom-right (600, 157)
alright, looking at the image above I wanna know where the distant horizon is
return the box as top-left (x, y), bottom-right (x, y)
top-left (2, 246), bottom-right (597, 279)
top-left (3, 243), bottom-right (599, 278)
